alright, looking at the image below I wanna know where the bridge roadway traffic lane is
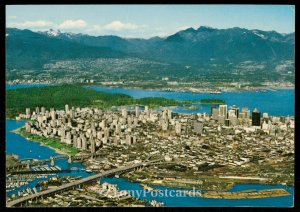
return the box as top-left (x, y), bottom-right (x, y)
top-left (7, 159), bottom-right (163, 207)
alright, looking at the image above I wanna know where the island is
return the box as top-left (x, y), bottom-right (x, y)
top-left (199, 98), bottom-right (225, 104)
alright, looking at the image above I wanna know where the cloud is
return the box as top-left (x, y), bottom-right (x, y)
top-left (8, 20), bottom-right (54, 28)
top-left (58, 19), bottom-right (87, 29)
top-left (8, 15), bottom-right (17, 20)
top-left (89, 20), bottom-right (143, 33)
top-left (102, 21), bottom-right (138, 31)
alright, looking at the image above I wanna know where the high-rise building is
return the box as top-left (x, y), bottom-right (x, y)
top-left (242, 108), bottom-right (250, 119)
top-left (225, 119), bottom-right (230, 126)
top-left (230, 105), bottom-right (240, 118)
top-left (41, 107), bottom-right (45, 115)
top-left (65, 104), bottom-right (69, 113)
top-left (50, 110), bottom-right (56, 120)
top-left (25, 108), bottom-right (31, 118)
top-left (218, 115), bottom-right (225, 124)
top-left (90, 138), bottom-right (95, 154)
top-left (193, 121), bottom-right (203, 134)
top-left (211, 105), bottom-right (216, 117)
top-left (122, 108), bottom-right (128, 118)
top-left (35, 107), bottom-right (40, 115)
top-left (252, 108), bottom-right (261, 126)
top-left (219, 105), bottom-right (228, 118)
top-left (135, 105), bottom-right (139, 117)
top-left (175, 121), bottom-right (181, 135)
top-left (168, 109), bottom-right (173, 120)
top-left (212, 108), bottom-right (219, 120)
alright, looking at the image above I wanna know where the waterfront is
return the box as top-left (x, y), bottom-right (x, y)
top-left (5, 84), bottom-right (294, 207)
top-left (6, 84), bottom-right (294, 116)
top-left (88, 86), bottom-right (294, 116)
top-left (6, 119), bottom-right (294, 207)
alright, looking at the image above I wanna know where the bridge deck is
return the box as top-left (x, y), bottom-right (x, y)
top-left (6, 159), bottom-right (163, 207)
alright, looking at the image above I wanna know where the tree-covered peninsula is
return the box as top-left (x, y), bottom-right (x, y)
top-left (6, 84), bottom-right (190, 118)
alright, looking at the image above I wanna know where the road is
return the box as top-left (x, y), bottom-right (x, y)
top-left (6, 158), bottom-right (163, 207)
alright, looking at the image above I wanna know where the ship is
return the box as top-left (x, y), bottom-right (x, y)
top-left (85, 168), bottom-right (92, 173)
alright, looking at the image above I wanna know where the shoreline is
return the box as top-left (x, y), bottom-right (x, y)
top-left (6, 82), bottom-right (294, 93)
top-left (11, 127), bottom-right (71, 157)
top-left (80, 84), bottom-right (295, 93)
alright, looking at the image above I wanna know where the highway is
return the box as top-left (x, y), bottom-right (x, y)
top-left (6, 158), bottom-right (163, 207)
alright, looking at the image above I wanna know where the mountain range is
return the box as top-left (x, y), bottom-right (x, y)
top-left (6, 26), bottom-right (294, 70)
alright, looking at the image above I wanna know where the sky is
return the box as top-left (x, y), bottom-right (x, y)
top-left (6, 5), bottom-right (295, 38)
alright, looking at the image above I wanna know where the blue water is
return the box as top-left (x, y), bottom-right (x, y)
top-left (88, 86), bottom-right (294, 116)
top-left (6, 84), bottom-right (294, 116)
top-left (100, 177), bottom-right (293, 207)
top-left (6, 84), bottom-right (295, 206)
top-left (6, 120), bottom-right (94, 197)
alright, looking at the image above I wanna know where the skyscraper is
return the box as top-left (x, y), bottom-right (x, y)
top-left (135, 105), bottom-right (139, 117)
top-left (65, 104), bottom-right (69, 113)
top-left (252, 108), bottom-right (261, 126)
top-left (193, 121), bottom-right (203, 134)
top-left (219, 105), bottom-right (228, 118)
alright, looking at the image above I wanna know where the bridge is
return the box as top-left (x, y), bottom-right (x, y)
top-left (6, 158), bottom-right (164, 207)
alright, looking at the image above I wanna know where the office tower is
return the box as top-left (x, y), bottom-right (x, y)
top-left (218, 115), bottom-right (225, 124)
top-left (135, 105), bottom-right (139, 117)
top-left (70, 109), bottom-right (75, 119)
top-left (41, 107), bottom-right (45, 115)
top-left (25, 108), bottom-right (31, 118)
top-left (101, 119), bottom-right (107, 129)
top-left (73, 135), bottom-right (77, 148)
top-left (35, 107), bottom-right (40, 115)
top-left (229, 116), bottom-right (239, 126)
top-left (115, 123), bottom-right (121, 135)
top-left (50, 110), bottom-right (56, 120)
top-left (127, 116), bottom-right (132, 127)
top-left (230, 105), bottom-right (239, 118)
top-left (225, 119), bottom-right (230, 126)
top-left (162, 110), bottom-right (168, 121)
top-left (212, 108), bottom-right (219, 120)
top-left (228, 109), bottom-right (236, 118)
top-left (90, 138), bottom-right (95, 154)
top-left (82, 137), bottom-right (87, 150)
top-left (25, 122), bottom-right (31, 132)
top-left (175, 121), bottom-right (181, 135)
top-left (104, 127), bottom-right (110, 138)
top-left (134, 117), bottom-right (138, 127)
top-left (76, 138), bottom-right (82, 149)
top-left (122, 108), bottom-right (128, 118)
top-left (194, 121), bottom-right (203, 134)
top-left (242, 108), bottom-right (250, 119)
top-left (162, 120), bottom-right (168, 131)
top-left (65, 104), bottom-right (69, 113)
top-left (252, 108), bottom-right (261, 126)
top-left (219, 105), bottom-right (228, 118)
top-left (211, 105), bottom-right (216, 117)
top-left (126, 135), bottom-right (132, 145)
top-left (168, 109), bottom-right (173, 120)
